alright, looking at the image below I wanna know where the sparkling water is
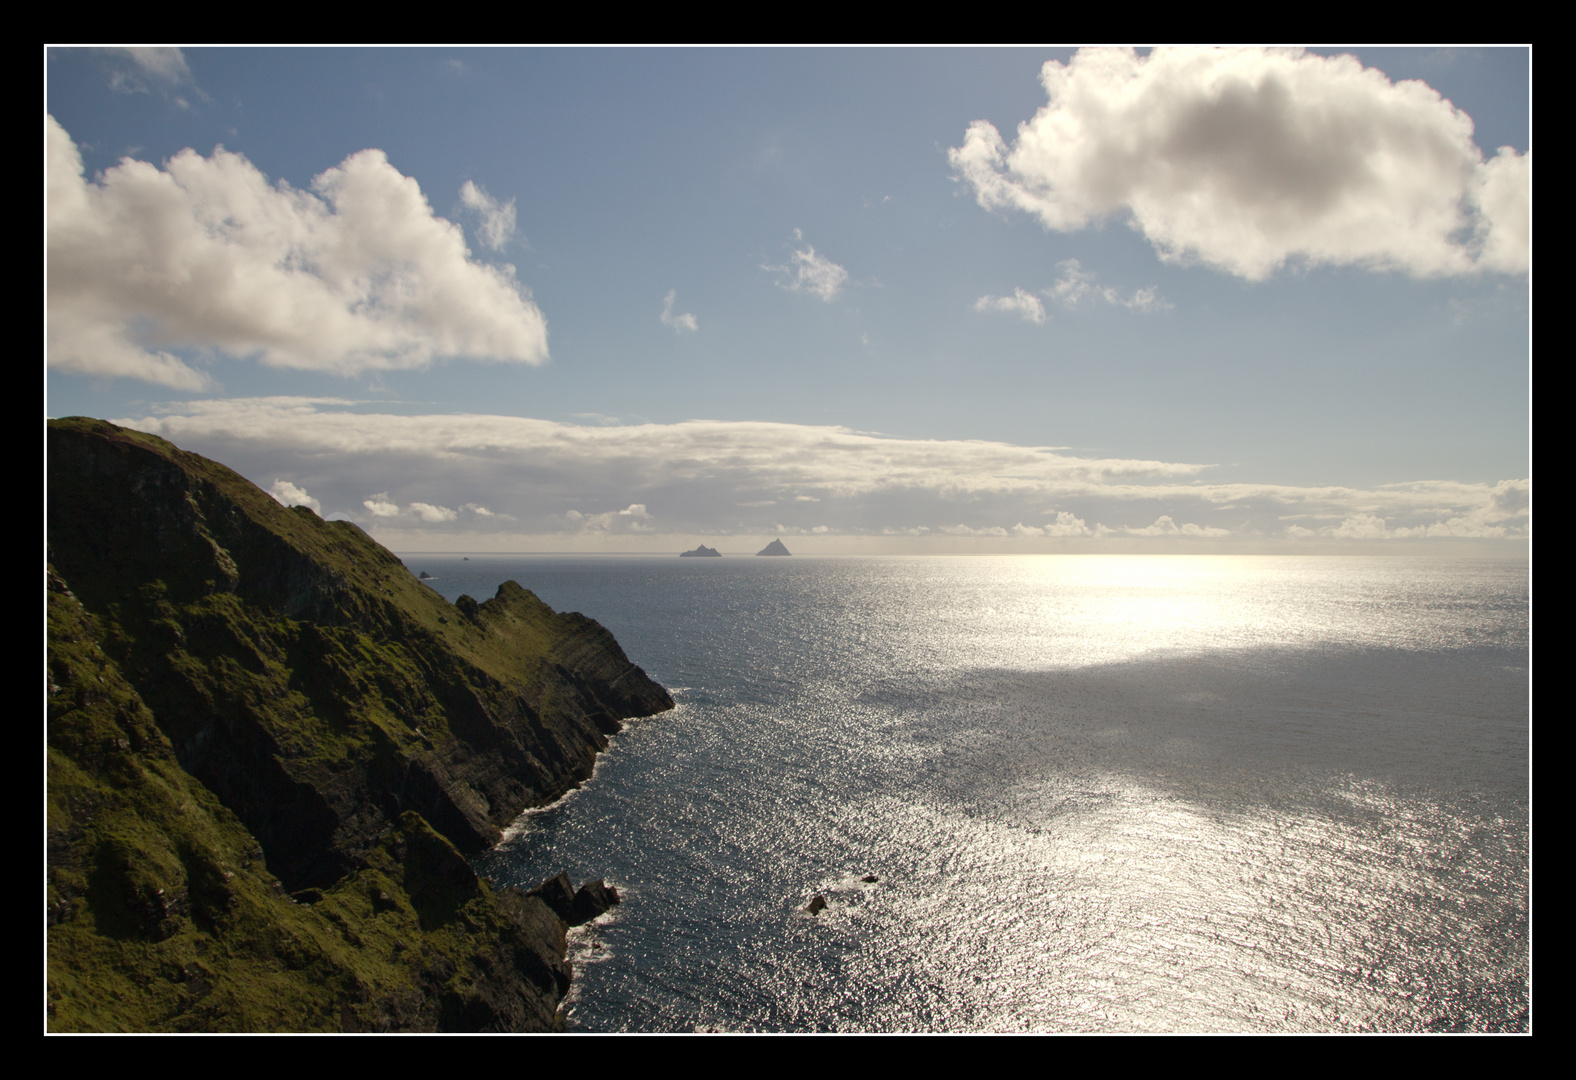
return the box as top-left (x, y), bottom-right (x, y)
top-left (407, 554), bottom-right (1529, 1032)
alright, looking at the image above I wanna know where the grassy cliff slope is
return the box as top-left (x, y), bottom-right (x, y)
top-left (46, 418), bottom-right (673, 1031)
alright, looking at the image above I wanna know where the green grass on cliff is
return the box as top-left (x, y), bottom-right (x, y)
top-left (48, 571), bottom-right (566, 1031)
top-left (45, 419), bottom-right (671, 1030)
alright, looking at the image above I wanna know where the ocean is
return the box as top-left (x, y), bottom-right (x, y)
top-left (406, 553), bottom-right (1530, 1033)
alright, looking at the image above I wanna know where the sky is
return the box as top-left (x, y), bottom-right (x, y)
top-left (44, 47), bottom-right (1531, 554)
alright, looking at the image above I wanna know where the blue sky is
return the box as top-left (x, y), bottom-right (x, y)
top-left (45, 47), bottom-right (1530, 553)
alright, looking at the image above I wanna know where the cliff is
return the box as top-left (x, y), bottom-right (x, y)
top-left (46, 418), bottom-right (673, 1031)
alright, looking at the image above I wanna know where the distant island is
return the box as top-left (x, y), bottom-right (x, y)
top-left (757, 539), bottom-right (791, 556)
top-left (680, 545), bottom-right (721, 557)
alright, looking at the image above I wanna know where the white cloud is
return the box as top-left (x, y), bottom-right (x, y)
top-left (1472, 147), bottom-right (1532, 274)
top-left (46, 116), bottom-right (550, 389)
top-left (765, 229), bottom-right (849, 301)
top-left (117, 400), bottom-right (1528, 547)
top-left (567, 503), bottom-right (654, 532)
top-left (660, 289), bottom-right (698, 332)
top-left (458, 180), bottom-right (518, 250)
top-left (1115, 515), bottom-right (1232, 538)
top-left (1044, 259), bottom-right (1171, 312)
top-left (364, 492), bottom-right (401, 517)
top-left (1043, 510), bottom-right (1094, 537)
top-left (1285, 479), bottom-right (1529, 540)
top-left (268, 479), bottom-right (321, 514)
top-left (409, 502), bottom-right (458, 523)
top-left (974, 288), bottom-right (1046, 324)
top-left (949, 48), bottom-right (1530, 279)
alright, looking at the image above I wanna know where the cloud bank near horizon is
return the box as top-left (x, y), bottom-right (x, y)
top-left (112, 398), bottom-right (1528, 548)
top-left (46, 116), bottom-right (549, 390)
top-left (950, 48), bottom-right (1530, 280)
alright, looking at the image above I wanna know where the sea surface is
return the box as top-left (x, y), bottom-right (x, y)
top-left (406, 554), bottom-right (1530, 1033)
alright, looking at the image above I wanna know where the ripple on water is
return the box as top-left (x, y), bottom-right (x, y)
top-left (442, 555), bottom-right (1527, 1031)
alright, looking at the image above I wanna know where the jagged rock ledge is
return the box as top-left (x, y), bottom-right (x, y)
top-left (46, 418), bottom-right (673, 1031)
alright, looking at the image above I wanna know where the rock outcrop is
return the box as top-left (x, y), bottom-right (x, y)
top-left (756, 539), bottom-right (791, 556)
top-left (679, 545), bottom-right (721, 557)
top-left (46, 418), bottom-right (673, 1031)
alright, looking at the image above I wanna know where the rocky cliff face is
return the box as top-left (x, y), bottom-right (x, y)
top-left (46, 418), bottom-right (673, 1031)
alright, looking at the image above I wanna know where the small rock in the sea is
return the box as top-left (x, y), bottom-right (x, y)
top-left (569, 879), bottom-right (621, 925)
top-left (805, 895), bottom-right (827, 915)
top-left (528, 873), bottom-right (578, 922)
top-left (861, 874), bottom-right (879, 883)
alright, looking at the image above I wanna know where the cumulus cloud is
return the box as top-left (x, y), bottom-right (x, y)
top-left (409, 502), bottom-right (458, 523)
top-left (974, 288), bottom-right (1046, 324)
top-left (949, 48), bottom-right (1530, 279)
top-left (46, 116), bottom-right (549, 389)
top-left (1043, 511), bottom-right (1094, 537)
top-left (364, 492), bottom-right (401, 517)
top-left (267, 479), bottom-right (321, 514)
top-left (117, 399), bottom-right (1528, 547)
top-left (567, 503), bottom-right (654, 532)
top-left (765, 229), bottom-right (849, 300)
top-left (660, 290), bottom-right (698, 332)
top-left (1114, 515), bottom-right (1233, 538)
top-left (1285, 479), bottom-right (1529, 540)
top-left (1472, 148), bottom-right (1532, 274)
top-left (458, 180), bottom-right (518, 250)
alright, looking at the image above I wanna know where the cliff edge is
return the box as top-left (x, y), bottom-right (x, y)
top-left (46, 418), bottom-right (673, 1031)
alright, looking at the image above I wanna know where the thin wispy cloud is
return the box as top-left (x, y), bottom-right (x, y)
top-left (660, 290), bottom-right (698, 332)
top-left (458, 180), bottom-right (518, 250)
top-left (765, 228), bottom-right (849, 301)
top-left (1045, 260), bottom-right (1171, 312)
top-left (103, 48), bottom-right (200, 105)
top-left (46, 117), bottom-right (550, 389)
top-left (950, 47), bottom-right (1531, 279)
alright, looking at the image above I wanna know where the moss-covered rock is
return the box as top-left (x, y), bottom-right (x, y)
top-left (46, 419), bottom-right (672, 1031)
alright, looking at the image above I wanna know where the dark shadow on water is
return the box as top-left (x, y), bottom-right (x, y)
top-left (870, 644), bottom-right (1529, 814)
